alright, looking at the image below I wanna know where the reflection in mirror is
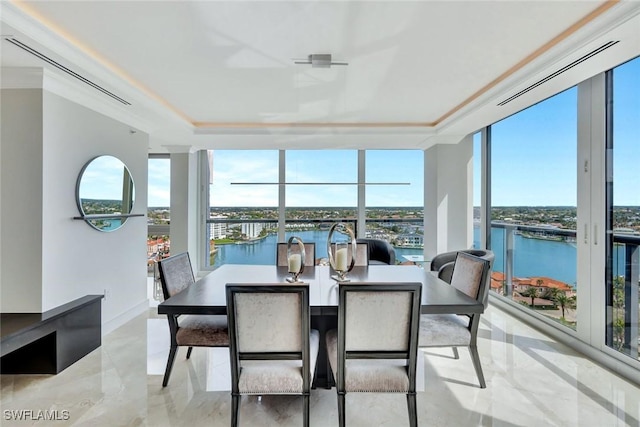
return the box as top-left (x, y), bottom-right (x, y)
top-left (76, 155), bottom-right (135, 232)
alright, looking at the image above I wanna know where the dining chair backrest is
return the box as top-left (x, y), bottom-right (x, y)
top-left (229, 286), bottom-right (305, 353)
top-left (430, 249), bottom-right (494, 285)
top-left (276, 242), bottom-right (316, 268)
top-left (450, 252), bottom-right (490, 304)
top-left (329, 242), bottom-right (369, 267)
top-left (338, 282), bottom-right (422, 361)
top-left (344, 288), bottom-right (417, 351)
top-left (158, 252), bottom-right (195, 300)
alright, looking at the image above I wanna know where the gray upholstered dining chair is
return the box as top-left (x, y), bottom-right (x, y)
top-left (276, 242), bottom-right (316, 267)
top-left (226, 283), bottom-right (319, 427)
top-left (419, 251), bottom-right (491, 388)
top-left (430, 249), bottom-right (494, 285)
top-left (326, 282), bottom-right (422, 427)
top-left (157, 252), bottom-right (229, 387)
top-left (428, 249), bottom-right (495, 360)
top-left (356, 238), bottom-right (396, 265)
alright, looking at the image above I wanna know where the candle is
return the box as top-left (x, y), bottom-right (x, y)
top-left (335, 247), bottom-right (348, 271)
top-left (288, 253), bottom-right (301, 273)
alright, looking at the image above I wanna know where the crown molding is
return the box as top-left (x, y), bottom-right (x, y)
top-left (437, 1), bottom-right (640, 135)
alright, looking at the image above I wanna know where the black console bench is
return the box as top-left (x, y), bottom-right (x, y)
top-left (1, 295), bottom-right (103, 374)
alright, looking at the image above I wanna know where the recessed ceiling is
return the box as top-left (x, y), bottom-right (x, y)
top-left (1, 1), bottom-right (639, 150)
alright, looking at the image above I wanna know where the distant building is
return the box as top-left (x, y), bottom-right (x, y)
top-left (491, 271), bottom-right (506, 294)
top-left (242, 222), bottom-right (264, 239)
top-left (147, 237), bottom-right (170, 265)
top-left (210, 215), bottom-right (228, 239)
top-left (396, 234), bottom-right (423, 247)
top-left (513, 276), bottom-right (574, 296)
top-left (490, 272), bottom-right (574, 298)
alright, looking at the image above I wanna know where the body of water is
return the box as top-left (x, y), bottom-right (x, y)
top-left (474, 227), bottom-right (627, 287)
top-left (213, 230), bottom-right (423, 268)
top-left (214, 227), bottom-right (627, 287)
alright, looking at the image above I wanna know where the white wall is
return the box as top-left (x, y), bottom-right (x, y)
top-left (1, 89), bottom-right (44, 312)
top-left (41, 91), bottom-right (149, 322)
top-left (170, 150), bottom-right (200, 264)
top-left (1, 84), bottom-right (149, 326)
top-left (424, 135), bottom-right (474, 260)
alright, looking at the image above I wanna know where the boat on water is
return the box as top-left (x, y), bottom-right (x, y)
top-left (234, 236), bottom-right (267, 245)
top-left (519, 231), bottom-right (564, 242)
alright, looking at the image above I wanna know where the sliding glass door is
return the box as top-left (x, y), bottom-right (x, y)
top-left (489, 87), bottom-right (578, 330)
top-left (606, 56), bottom-right (640, 360)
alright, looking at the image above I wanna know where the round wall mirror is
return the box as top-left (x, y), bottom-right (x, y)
top-left (76, 155), bottom-right (135, 232)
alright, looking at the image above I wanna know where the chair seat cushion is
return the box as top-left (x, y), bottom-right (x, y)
top-left (418, 314), bottom-right (471, 347)
top-left (238, 329), bottom-right (320, 394)
top-left (326, 329), bottom-right (410, 393)
top-left (176, 315), bottom-right (229, 347)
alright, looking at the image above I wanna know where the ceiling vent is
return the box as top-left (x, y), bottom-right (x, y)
top-left (4, 37), bottom-right (131, 106)
top-left (497, 40), bottom-right (619, 106)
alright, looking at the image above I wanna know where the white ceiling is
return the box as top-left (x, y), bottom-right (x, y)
top-left (1, 1), bottom-right (639, 152)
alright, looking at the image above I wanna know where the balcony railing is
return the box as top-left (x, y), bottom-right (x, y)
top-left (191, 216), bottom-right (639, 359)
top-left (487, 221), bottom-right (639, 359)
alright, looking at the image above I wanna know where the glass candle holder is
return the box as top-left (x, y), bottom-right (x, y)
top-left (327, 223), bottom-right (356, 281)
top-left (286, 236), bottom-right (306, 282)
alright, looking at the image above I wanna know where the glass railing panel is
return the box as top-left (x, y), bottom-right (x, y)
top-left (609, 235), bottom-right (640, 359)
top-left (489, 222), bottom-right (578, 330)
top-left (364, 217), bottom-right (423, 264)
top-left (147, 230), bottom-right (170, 277)
top-left (285, 218), bottom-right (356, 262)
top-left (205, 216), bottom-right (423, 268)
top-left (207, 217), bottom-right (278, 268)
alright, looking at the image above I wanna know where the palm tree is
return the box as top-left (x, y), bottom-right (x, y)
top-left (541, 287), bottom-right (560, 301)
top-left (521, 287), bottom-right (538, 308)
top-left (553, 292), bottom-right (576, 319)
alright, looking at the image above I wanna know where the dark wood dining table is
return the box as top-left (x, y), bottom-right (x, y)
top-left (157, 264), bottom-right (484, 387)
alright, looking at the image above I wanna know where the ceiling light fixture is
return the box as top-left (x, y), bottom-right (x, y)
top-left (293, 54), bottom-right (348, 68)
top-left (230, 182), bottom-right (408, 186)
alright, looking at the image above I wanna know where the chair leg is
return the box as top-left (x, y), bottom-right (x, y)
top-left (186, 346), bottom-right (193, 359)
top-left (452, 347), bottom-right (459, 359)
top-left (162, 345), bottom-right (178, 387)
top-left (231, 394), bottom-right (240, 427)
top-left (406, 392), bottom-right (418, 427)
top-left (303, 394), bottom-right (310, 427)
top-left (469, 345), bottom-right (486, 388)
top-left (337, 392), bottom-right (346, 427)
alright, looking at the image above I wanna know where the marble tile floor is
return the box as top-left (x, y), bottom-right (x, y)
top-left (1, 304), bottom-right (639, 427)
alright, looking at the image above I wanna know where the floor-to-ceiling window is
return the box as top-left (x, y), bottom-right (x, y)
top-left (606, 56), bottom-right (640, 360)
top-left (204, 149), bottom-right (424, 267)
top-left (365, 150), bottom-right (424, 263)
top-left (147, 154), bottom-right (171, 276)
top-left (207, 150), bottom-right (279, 267)
top-left (490, 87), bottom-right (578, 330)
top-left (285, 150), bottom-right (357, 260)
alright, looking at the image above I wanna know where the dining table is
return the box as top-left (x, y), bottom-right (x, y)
top-left (157, 264), bottom-right (484, 388)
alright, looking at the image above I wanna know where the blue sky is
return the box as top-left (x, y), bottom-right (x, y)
top-left (476, 55), bottom-right (639, 207)
top-left (208, 150), bottom-right (424, 208)
top-left (79, 155), bottom-right (132, 201)
top-left (148, 57), bottom-right (638, 208)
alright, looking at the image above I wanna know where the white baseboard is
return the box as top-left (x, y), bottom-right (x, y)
top-left (102, 299), bottom-right (149, 336)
